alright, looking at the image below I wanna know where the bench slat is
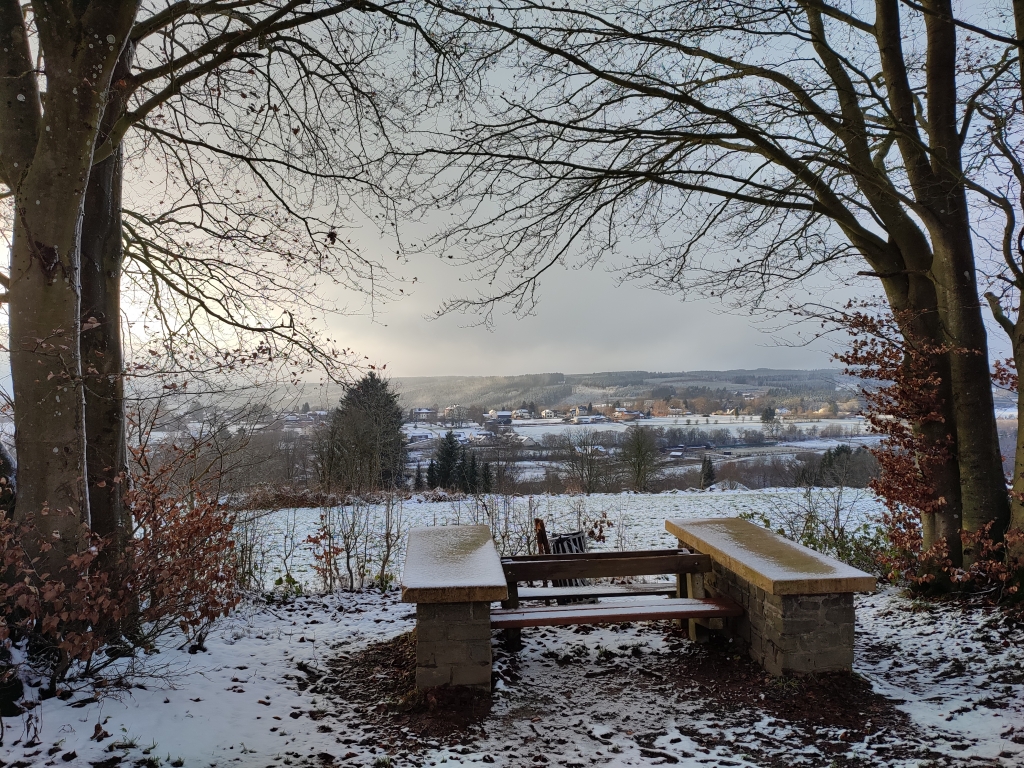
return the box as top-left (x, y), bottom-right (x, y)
top-left (502, 552), bottom-right (710, 581)
top-left (516, 583), bottom-right (676, 601)
top-left (503, 548), bottom-right (689, 562)
top-left (490, 597), bottom-right (742, 629)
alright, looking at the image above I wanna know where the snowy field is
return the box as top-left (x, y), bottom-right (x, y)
top-left (248, 489), bottom-right (886, 591)
top-left (3, 490), bottom-right (1022, 768)
top-left (404, 415), bottom-right (867, 442)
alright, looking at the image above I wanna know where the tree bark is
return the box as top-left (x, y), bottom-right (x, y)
top-left (80, 43), bottom-right (134, 554)
top-left (80, 146), bottom-right (127, 550)
top-left (918, 0), bottom-right (1010, 554)
top-left (10, 155), bottom-right (93, 573)
top-left (931, 233), bottom-right (1010, 552)
top-left (1008, 322), bottom-right (1024, 559)
top-left (881, 269), bottom-right (963, 564)
top-left (4, 2), bottom-right (140, 578)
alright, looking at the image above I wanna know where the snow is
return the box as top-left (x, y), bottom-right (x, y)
top-left (402, 525), bottom-right (506, 595)
top-left (255, 489), bottom-right (887, 589)
top-left (4, 490), bottom-right (1022, 768)
top-left (666, 517), bottom-right (876, 592)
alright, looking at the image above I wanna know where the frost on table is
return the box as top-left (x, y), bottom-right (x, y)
top-left (401, 524), bottom-right (508, 604)
top-left (666, 516), bottom-right (876, 595)
top-left (401, 524), bottom-right (506, 689)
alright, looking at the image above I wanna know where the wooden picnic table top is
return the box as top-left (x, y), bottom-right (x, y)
top-left (401, 525), bottom-right (508, 604)
top-left (666, 517), bottom-right (876, 596)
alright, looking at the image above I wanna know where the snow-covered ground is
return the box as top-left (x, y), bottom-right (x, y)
top-left (3, 491), bottom-right (1022, 768)
top-left (249, 489), bottom-right (886, 590)
top-left (403, 415), bottom-right (868, 442)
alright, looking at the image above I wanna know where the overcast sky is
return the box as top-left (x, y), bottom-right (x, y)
top-left (323, 245), bottom-right (858, 378)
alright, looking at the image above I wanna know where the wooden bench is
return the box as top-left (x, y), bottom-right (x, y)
top-left (494, 549), bottom-right (742, 644)
top-left (666, 517), bottom-right (877, 675)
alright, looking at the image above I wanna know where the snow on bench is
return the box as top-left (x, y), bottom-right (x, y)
top-left (666, 517), bottom-right (877, 675)
top-left (401, 525), bottom-right (508, 604)
top-left (400, 525), bottom-right (506, 690)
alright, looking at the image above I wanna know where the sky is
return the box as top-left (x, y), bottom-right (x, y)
top-left (324, 245), bottom-right (855, 378)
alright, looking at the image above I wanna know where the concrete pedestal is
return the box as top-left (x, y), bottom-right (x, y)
top-left (704, 559), bottom-right (855, 675)
top-left (415, 601), bottom-right (492, 689)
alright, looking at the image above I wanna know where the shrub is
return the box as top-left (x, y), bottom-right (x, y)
top-left (1, 449), bottom-right (240, 698)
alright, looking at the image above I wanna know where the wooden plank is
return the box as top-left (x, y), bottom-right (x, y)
top-left (493, 595), bottom-right (701, 615)
top-left (490, 597), bottom-right (743, 629)
top-left (516, 584), bottom-right (676, 600)
top-left (503, 548), bottom-right (688, 563)
top-left (502, 552), bottom-right (711, 581)
top-left (401, 525), bottom-right (508, 603)
top-left (666, 518), bottom-right (876, 595)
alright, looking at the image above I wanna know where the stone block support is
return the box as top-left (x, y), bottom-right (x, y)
top-left (415, 601), bottom-right (492, 690)
top-left (702, 558), bottom-right (855, 675)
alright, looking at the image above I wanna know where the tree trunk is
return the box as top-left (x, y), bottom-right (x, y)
top-left (10, 160), bottom-right (92, 575)
top-left (80, 146), bottom-right (127, 551)
top-left (6, 4), bottom-right (140, 578)
top-left (1009, 326), bottom-right (1024, 559)
top-left (918, 352), bottom-right (963, 563)
top-left (80, 42), bottom-right (134, 555)
top-left (931, 229), bottom-right (1010, 557)
top-left (881, 264), bottom-right (963, 565)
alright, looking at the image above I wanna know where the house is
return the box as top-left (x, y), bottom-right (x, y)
top-left (541, 409), bottom-right (556, 419)
top-left (404, 428), bottom-right (433, 443)
top-left (612, 408), bottom-right (644, 421)
top-left (444, 404), bottom-right (469, 422)
top-left (487, 410), bottom-right (513, 425)
top-left (409, 407), bottom-right (437, 423)
top-left (512, 408), bottom-right (531, 419)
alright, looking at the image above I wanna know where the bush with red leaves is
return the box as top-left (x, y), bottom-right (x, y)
top-left (1, 443), bottom-right (240, 696)
top-left (836, 305), bottom-right (1023, 609)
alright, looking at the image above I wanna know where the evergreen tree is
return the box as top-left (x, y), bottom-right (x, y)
top-left (313, 372), bottom-right (405, 494)
top-left (301, 402), bottom-right (310, 414)
top-left (434, 431), bottom-right (461, 489)
top-left (481, 461), bottom-right (493, 493)
top-left (426, 459), bottom-right (438, 490)
top-left (455, 446), bottom-right (469, 492)
top-left (414, 462), bottom-right (424, 491)
top-left (700, 455), bottom-right (716, 489)
top-left (468, 452), bottom-right (479, 494)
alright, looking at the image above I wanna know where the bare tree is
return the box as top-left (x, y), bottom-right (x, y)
top-left (619, 426), bottom-right (660, 492)
top-left (484, 433), bottom-right (523, 495)
top-left (0, 1), bottom-right (439, 569)
top-left (558, 428), bottom-right (610, 495)
top-left (405, 0), bottom-right (1018, 563)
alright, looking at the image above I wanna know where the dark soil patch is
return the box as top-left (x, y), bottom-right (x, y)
top-left (311, 631), bottom-right (491, 748)
top-left (649, 625), bottom-right (905, 732)
top-left (308, 623), bottom-right (936, 767)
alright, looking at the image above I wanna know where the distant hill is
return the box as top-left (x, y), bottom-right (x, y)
top-left (390, 368), bottom-right (850, 411)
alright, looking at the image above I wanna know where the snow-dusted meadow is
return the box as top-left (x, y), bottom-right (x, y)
top-left (251, 488), bottom-right (886, 592)
top-left (3, 490), bottom-right (1022, 768)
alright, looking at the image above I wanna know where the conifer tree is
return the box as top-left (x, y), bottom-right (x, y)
top-left (414, 462), bottom-right (425, 492)
top-left (481, 462), bottom-right (493, 493)
top-left (468, 453), bottom-right (479, 494)
top-left (700, 455), bottom-right (716, 490)
top-left (426, 459), bottom-right (438, 490)
top-left (433, 431), bottom-right (461, 489)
